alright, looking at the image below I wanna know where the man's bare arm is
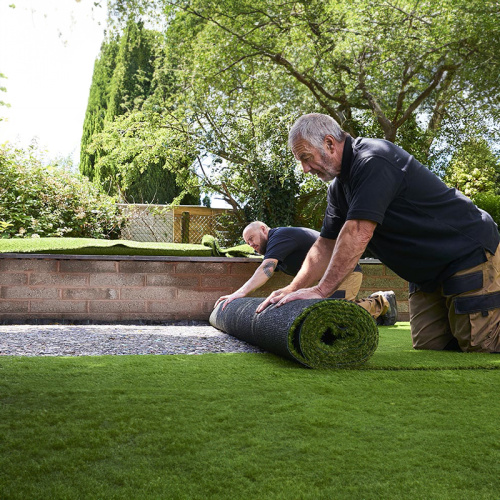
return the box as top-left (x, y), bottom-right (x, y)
top-left (315, 219), bottom-right (376, 297)
top-left (272, 220), bottom-right (376, 307)
top-left (214, 258), bottom-right (278, 309)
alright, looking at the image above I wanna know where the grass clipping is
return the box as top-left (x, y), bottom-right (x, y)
top-left (210, 297), bottom-right (378, 368)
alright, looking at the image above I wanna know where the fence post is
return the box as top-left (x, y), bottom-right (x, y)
top-left (181, 211), bottom-right (190, 243)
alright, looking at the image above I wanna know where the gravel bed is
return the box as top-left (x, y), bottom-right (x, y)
top-left (0, 323), bottom-right (264, 357)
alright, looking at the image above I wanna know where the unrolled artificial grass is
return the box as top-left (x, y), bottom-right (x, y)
top-left (368, 323), bottom-right (500, 370)
top-left (1, 353), bottom-right (499, 499)
top-left (210, 298), bottom-right (379, 368)
top-left (0, 236), bottom-right (258, 258)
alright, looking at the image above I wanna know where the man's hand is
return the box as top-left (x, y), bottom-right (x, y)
top-left (274, 286), bottom-right (325, 307)
top-left (255, 285), bottom-right (294, 313)
top-left (214, 290), bottom-right (247, 310)
top-left (255, 284), bottom-right (325, 313)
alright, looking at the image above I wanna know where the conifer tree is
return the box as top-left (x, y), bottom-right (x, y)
top-left (80, 20), bottom-right (198, 204)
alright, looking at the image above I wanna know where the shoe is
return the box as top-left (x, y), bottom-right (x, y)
top-left (370, 290), bottom-right (398, 326)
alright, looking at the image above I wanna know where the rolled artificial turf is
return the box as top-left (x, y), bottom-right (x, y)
top-left (210, 297), bottom-right (379, 368)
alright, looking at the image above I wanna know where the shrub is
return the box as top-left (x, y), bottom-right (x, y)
top-left (472, 192), bottom-right (500, 229)
top-left (0, 145), bottom-right (127, 239)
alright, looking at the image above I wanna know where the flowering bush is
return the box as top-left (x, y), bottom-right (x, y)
top-left (0, 145), bottom-right (127, 239)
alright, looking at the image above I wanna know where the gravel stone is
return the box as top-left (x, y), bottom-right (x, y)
top-left (0, 323), bottom-right (264, 357)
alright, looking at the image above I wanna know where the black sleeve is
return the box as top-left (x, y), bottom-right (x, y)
top-left (346, 156), bottom-right (405, 225)
top-left (264, 235), bottom-right (299, 263)
top-left (320, 181), bottom-right (347, 240)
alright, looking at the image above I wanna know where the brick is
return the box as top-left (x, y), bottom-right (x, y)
top-left (228, 262), bottom-right (260, 275)
top-left (0, 259), bottom-right (58, 273)
top-left (119, 261), bottom-right (175, 274)
top-left (384, 267), bottom-right (402, 277)
top-left (1, 287), bottom-right (60, 299)
top-left (360, 264), bottom-right (385, 276)
top-left (121, 287), bottom-right (176, 300)
top-left (360, 276), bottom-right (404, 289)
top-left (148, 301), bottom-right (205, 314)
top-left (59, 260), bottom-right (117, 273)
top-left (175, 262), bottom-right (228, 275)
top-left (177, 289), bottom-right (231, 301)
top-left (0, 301), bottom-right (29, 312)
top-left (89, 273), bottom-right (145, 287)
top-left (79, 312), bottom-right (166, 321)
top-left (29, 273), bottom-right (88, 287)
top-left (89, 301), bottom-right (147, 313)
top-left (0, 273), bottom-right (28, 286)
top-left (201, 275), bottom-right (248, 289)
top-left (30, 301), bottom-right (88, 313)
top-left (398, 302), bottom-right (409, 313)
top-left (62, 288), bottom-right (119, 300)
top-left (259, 274), bottom-right (293, 291)
top-left (147, 275), bottom-right (200, 287)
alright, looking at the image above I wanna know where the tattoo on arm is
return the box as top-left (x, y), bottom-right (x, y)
top-left (262, 261), bottom-right (277, 278)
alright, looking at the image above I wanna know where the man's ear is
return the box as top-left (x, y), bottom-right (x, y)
top-left (325, 136), bottom-right (335, 152)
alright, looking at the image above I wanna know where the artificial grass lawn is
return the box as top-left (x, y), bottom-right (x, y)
top-left (1, 326), bottom-right (499, 500)
top-left (0, 236), bottom-right (257, 258)
top-left (0, 237), bottom-right (212, 256)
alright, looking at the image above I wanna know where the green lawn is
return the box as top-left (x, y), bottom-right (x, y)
top-left (1, 325), bottom-right (499, 499)
top-left (0, 236), bottom-right (257, 258)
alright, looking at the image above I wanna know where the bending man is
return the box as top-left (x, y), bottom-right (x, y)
top-left (258, 113), bottom-right (500, 353)
top-left (215, 221), bottom-right (397, 325)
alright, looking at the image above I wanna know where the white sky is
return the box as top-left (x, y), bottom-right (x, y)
top-left (0, 0), bottom-right (108, 164)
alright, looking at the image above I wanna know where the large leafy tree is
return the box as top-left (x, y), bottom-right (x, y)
top-left (186, 0), bottom-right (499, 155)
top-left (97, 0), bottom-right (500, 234)
top-left (107, 0), bottom-right (500, 156)
top-left (89, 8), bottom-right (325, 230)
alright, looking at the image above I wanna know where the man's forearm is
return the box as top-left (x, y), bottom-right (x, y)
top-left (236, 259), bottom-right (277, 295)
top-left (316, 219), bottom-right (376, 297)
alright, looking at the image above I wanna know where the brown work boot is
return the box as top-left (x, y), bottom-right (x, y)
top-left (370, 290), bottom-right (398, 326)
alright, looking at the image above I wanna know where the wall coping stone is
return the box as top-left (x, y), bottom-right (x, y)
top-left (0, 253), bottom-right (382, 264)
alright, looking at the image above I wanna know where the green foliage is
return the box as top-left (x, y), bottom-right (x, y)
top-left (0, 72), bottom-right (11, 123)
top-left (80, 37), bottom-right (119, 179)
top-left (91, 0), bottom-right (500, 225)
top-left (0, 145), bottom-right (126, 239)
top-left (111, 0), bottom-right (500, 158)
top-left (472, 192), bottom-right (500, 229)
top-left (80, 19), bottom-right (197, 204)
top-left (443, 137), bottom-right (500, 198)
top-left (87, 108), bottom-right (201, 204)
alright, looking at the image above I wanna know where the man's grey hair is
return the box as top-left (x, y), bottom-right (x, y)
top-left (288, 113), bottom-right (346, 151)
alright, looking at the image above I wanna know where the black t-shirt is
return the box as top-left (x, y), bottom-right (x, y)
top-left (320, 136), bottom-right (500, 291)
top-left (265, 226), bottom-right (361, 277)
top-left (265, 227), bottom-right (319, 276)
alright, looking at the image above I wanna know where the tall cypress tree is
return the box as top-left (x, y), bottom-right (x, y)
top-left (80, 38), bottom-right (119, 180)
top-left (80, 20), bottom-right (198, 204)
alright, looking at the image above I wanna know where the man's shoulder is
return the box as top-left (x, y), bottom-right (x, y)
top-left (354, 137), bottom-right (399, 158)
top-left (271, 226), bottom-right (320, 240)
top-left (353, 137), bottom-right (413, 166)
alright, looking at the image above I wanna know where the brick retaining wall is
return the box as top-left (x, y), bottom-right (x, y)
top-left (0, 255), bottom-right (409, 322)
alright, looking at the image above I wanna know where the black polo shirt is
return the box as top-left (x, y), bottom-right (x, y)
top-left (266, 226), bottom-right (362, 277)
top-left (265, 227), bottom-right (320, 276)
top-left (320, 136), bottom-right (500, 292)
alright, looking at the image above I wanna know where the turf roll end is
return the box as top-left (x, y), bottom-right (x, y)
top-left (210, 298), bottom-right (379, 368)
